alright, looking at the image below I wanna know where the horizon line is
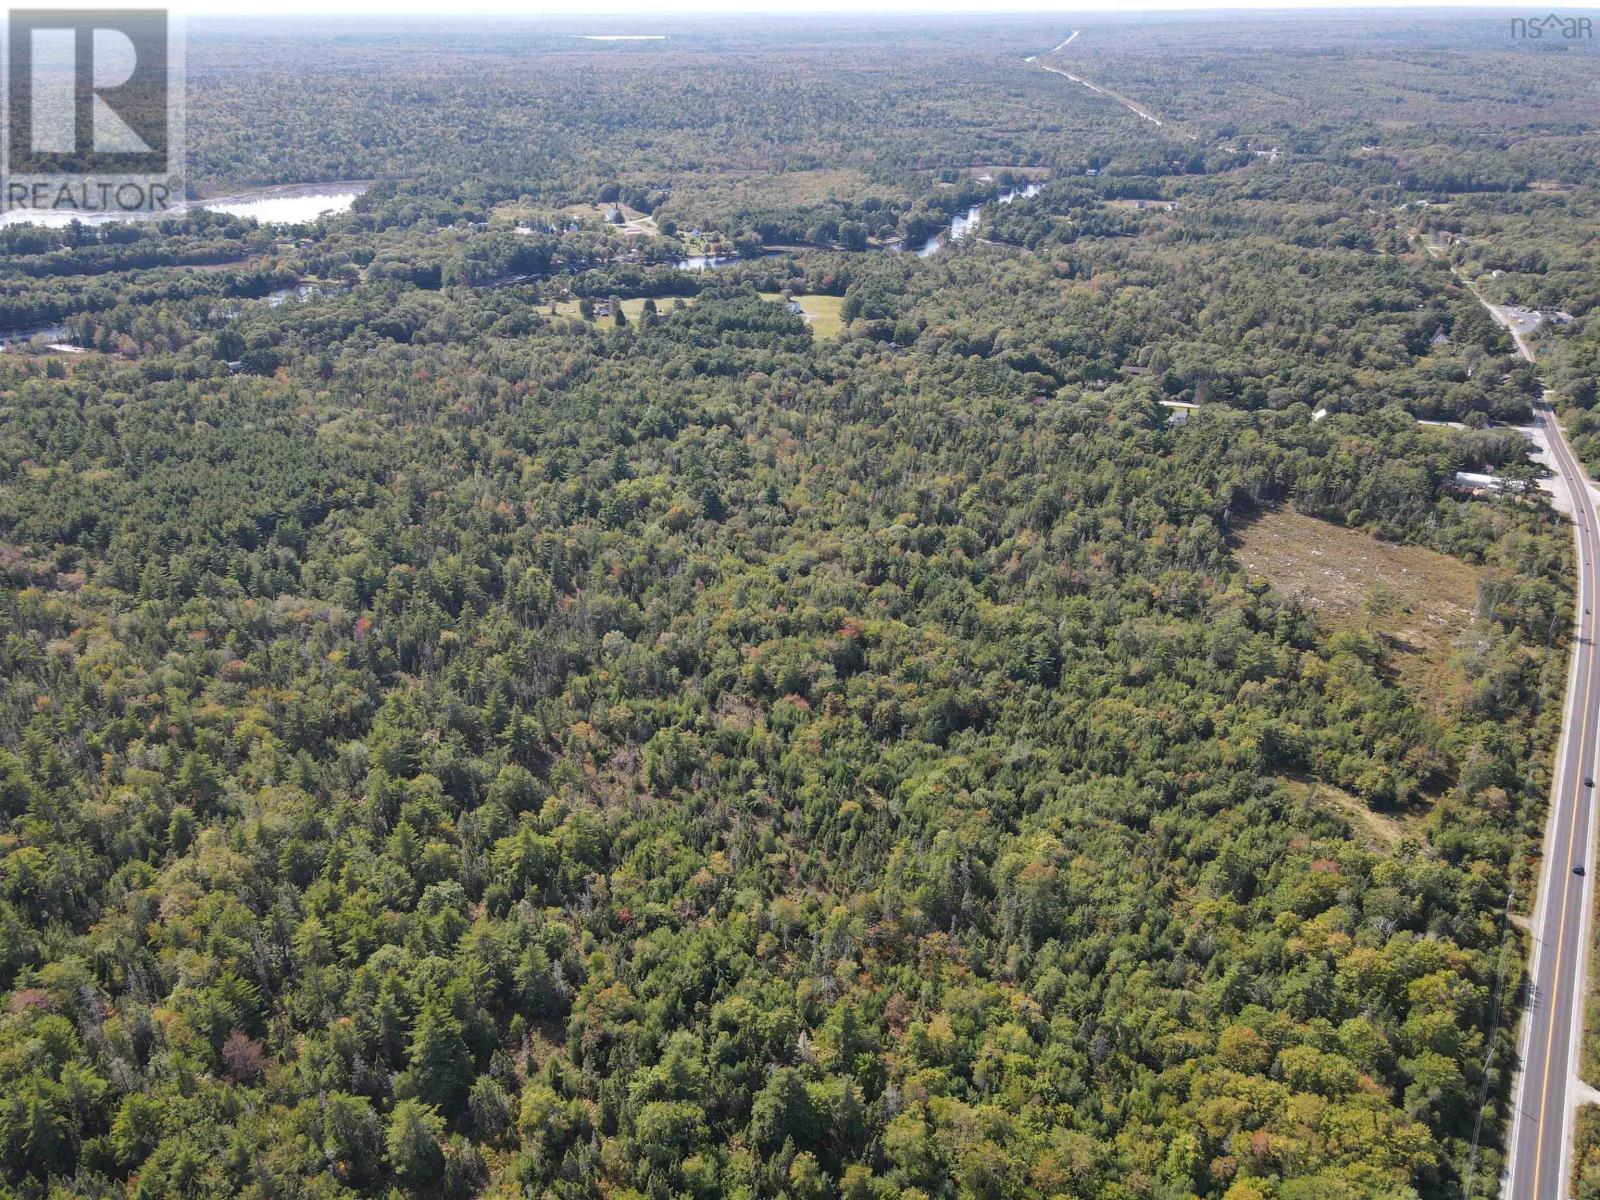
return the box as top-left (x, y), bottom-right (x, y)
top-left (154, 2), bottom-right (1600, 19)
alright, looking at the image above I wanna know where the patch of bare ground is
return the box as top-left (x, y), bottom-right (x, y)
top-left (1279, 774), bottom-right (1410, 850)
top-left (1232, 506), bottom-right (1482, 715)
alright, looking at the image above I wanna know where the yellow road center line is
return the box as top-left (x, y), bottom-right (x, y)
top-left (1532, 412), bottom-right (1595, 1198)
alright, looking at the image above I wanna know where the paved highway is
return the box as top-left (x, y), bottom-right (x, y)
top-left (1502, 306), bottom-right (1600, 1200)
top-left (1015, 100), bottom-right (1597, 1199)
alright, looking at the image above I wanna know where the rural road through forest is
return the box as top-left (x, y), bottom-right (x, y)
top-left (1494, 296), bottom-right (1600, 1200)
top-left (1032, 38), bottom-right (1600, 1195)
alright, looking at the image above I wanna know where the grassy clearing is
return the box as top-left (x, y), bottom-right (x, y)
top-left (487, 201), bottom-right (541, 226)
top-left (558, 201), bottom-right (652, 223)
top-left (490, 201), bottom-right (658, 233)
top-left (551, 296), bottom-right (694, 322)
top-left (1232, 507), bottom-right (1482, 715)
top-left (759, 293), bottom-right (846, 339)
top-left (1279, 775), bottom-right (1410, 850)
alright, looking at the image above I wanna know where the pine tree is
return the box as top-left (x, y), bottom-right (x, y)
top-left (399, 997), bottom-right (473, 1112)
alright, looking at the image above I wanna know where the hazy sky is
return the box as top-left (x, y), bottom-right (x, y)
top-left (155, 0), bottom-right (1600, 15)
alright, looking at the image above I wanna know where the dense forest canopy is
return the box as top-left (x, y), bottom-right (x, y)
top-left (0, 11), bottom-right (1596, 1200)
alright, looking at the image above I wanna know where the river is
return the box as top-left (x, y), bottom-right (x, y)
top-left (0, 323), bottom-right (70, 351)
top-left (0, 179), bottom-right (1044, 347)
top-left (675, 181), bottom-right (1044, 270)
top-left (903, 182), bottom-right (1042, 257)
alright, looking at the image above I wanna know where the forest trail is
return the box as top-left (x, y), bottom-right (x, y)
top-left (1025, 29), bottom-right (1078, 62)
top-left (1027, 31), bottom-right (1199, 142)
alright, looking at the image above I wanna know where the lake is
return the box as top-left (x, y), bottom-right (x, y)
top-left (200, 185), bottom-right (368, 224)
top-left (0, 182), bottom-right (370, 227)
top-left (675, 254), bottom-right (745, 272)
